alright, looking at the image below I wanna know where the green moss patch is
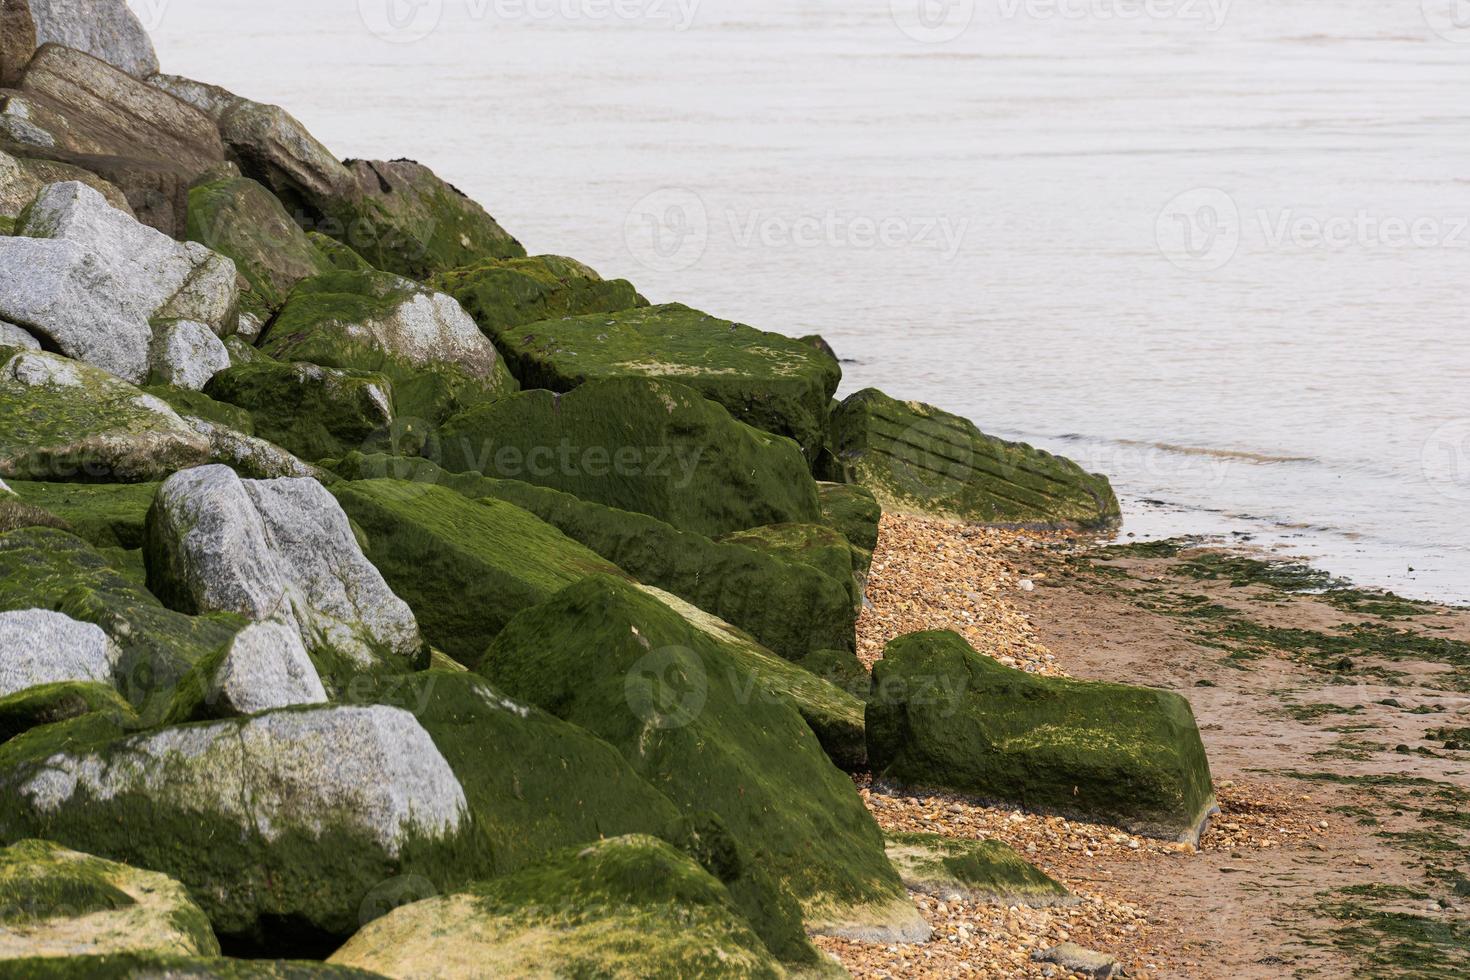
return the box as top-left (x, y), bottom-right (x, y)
top-left (0, 840), bottom-right (136, 923)
top-left (868, 630), bottom-right (1216, 842)
top-left (883, 832), bottom-right (1072, 907)
top-left (1316, 884), bottom-right (1470, 978)
top-left (141, 386), bottom-right (256, 435)
top-left (0, 954), bottom-right (388, 978)
top-left (434, 254), bottom-right (641, 341)
top-left (205, 361), bottom-right (393, 462)
top-left (820, 387), bottom-right (1119, 527)
top-left (4, 481), bottom-right (157, 550)
top-left (437, 377), bottom-right (822, 538)
top-left (0, 682), bottom-right (135, 745)
top-left (332, 479), bottom-right (622, 662)
top-left (818, 481), bottom-right (881, 581)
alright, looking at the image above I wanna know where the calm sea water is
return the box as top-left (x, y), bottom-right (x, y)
top-left (138, 0), bottom-right (1470, 602)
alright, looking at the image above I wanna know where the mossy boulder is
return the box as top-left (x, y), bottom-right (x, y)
top-left (434, 253), bottom-right (641, 343)
top-left (258, 270), bottom-right (516, 424)
top-left (140, 386), bottom-right (255, 435)
top-left (0, 682), bottom-right (135, 745)
top-left (0, 705), bottom-right (473, 953)
top-left (818, 482), bottom-right (881, 583)
top-left (0, 839), bottom-right (218, 959)
top-left (0, 350), bottom-right (210, 483)
top-left (2, 481), bottom-right (156, 550)
top-left (334, 453), bottom-right (854, 662)
top-left (883, 833), bottom-right (1073, 907)
top-left (867, 631), bottom-right (1217, 843)
top-left (328, 836), bottom-right (786, 979)
top-left (204, 360), bottom-right (393, 462)
top-left (0, 528), bottom-right (245, 724)
top-left (721, 523), bottom-right (860, 610)
top-left (482, 303), bottom-right (841, 458)
top-left (331, 479), bottom-right (622, 664)
top-left (437, 377), bottom-right (822, 538)
top-left (0, 954), bottom-right (386, 978)
top-left (306, 232), bottom-right (372, 273)
top-left (480, 575), bottom-right (924, 942)
top-left (822, 388), bottom-right (1120, 528)
top-left (185, 174), bottom-right (333, 318)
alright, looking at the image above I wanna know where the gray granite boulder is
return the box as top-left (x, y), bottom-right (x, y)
top-left (144, 465), bottom-right (422, 667)
top-left (0, 320), bottom-right (40, 350)
top-left (0, 349), bottom-right (211, 482)
top-left (0, 608), bottom-right (122, 698)
top-left (0, 704), bottom-right (470, 944)
top-left (149, 319), bottom-right (230, 391)
top-left (205, 621), bottom-right (327, 716)
top-left (0, 182), bottom-right (238, 383)
top-left (0, 0), bottom-right (159, 84)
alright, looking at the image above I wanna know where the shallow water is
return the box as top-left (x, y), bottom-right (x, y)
top-left (139, 0), bottom-right (1470, 601)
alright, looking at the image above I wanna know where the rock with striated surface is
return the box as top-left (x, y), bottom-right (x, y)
top-left (144, 465), bottom-right (422, 668)
top-left (204, 622), bottom-right (327, 717)
top-left (0, 609), bottom-right (122, 698)
top-left (0, 705), bottom-right (470, 947)
top-left (0, 350), bottom-right (211, 483)
top-left (0, 1), bottom-right (159, 83)
top-left (260, 270), bottom-right (516, 423)
top-left (149, 320), bottom-right (229, 392)
top-left (0, 839), bottom-right (217, 960)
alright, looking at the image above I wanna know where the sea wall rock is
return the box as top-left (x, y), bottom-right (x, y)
top-left (437, 377), bottom-right (823, 539)
top-left (144, 465), bottom-right (422, 669)
top-left (0, 350), bottom-right (211, 483)
top-left (435, 253), bottom-right (642, 338)
top-left (184, 415), bottom-right (325, 481)
top-left (259, 270), bottom-right (516, 423)
top-left (149, 319), bottom-right (230, 392)
top-left (867, 630), bottom-right (1218, 843)
top-left (204, 360), bottom-right (393, 462)
top-left (0, 181), bottom-right (238, 383)
top-left (328, 836), bottom-right (786, 980)
top-left (0, 1), bottom-right (159, 84)
top-left (822, 387), bottom-right (1121, 528)
top-left (0, 705), bottom-right (470, 947)
top-left (0, 839), bottom-right (217, 960)
top-left (0, 609), bottom-right (122, 699)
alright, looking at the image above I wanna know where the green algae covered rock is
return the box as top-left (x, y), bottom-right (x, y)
top-left (0, 528), bottom-right (244, 724)
top-left (2, 482), bottom-right (157, 550)
top-left (720, 522), bottom-right (860, 610)
top-left (0, 350), bottom-right (210, 484)
top-left (822, 388), bottom-right (1120, 528)
top-left (0, 954), bottom-right (387, 978)
top-left (186, 174), bottom-right (333, 318)
top-left (434, 253), bottom-right (641, 342)
top-left (437, 377), bottom-right (822, 538)
top-left (333, 453), bottom-right (855, 662)
top-left (140, 385), bottom-right (255, 435)
top-left (867, 631), bottom-right (1217, 843)
top-left (481, 574), bottom-right (924, 942)
top-left (306, 232), bottom-right (373, 273)
top-left (258, 270), bottom-right (516, 424)
top-left (331, 479), bottom-right (622, 663)
top-left (483, 303), bottom-right (841, 458)
top-left (328, 836), bottom-right (786, 980)
top-left (882, 833), bottom-right (1073, 907)
top-left (818, 482), bottom-right (881, 582)
top-left (0, 682), bottom-right (135, 745)
top-left (0, 839), bottom-right (218, 960)
top-left (637, 585), bottom-right (866, 772)
top-left (205, 360), bottom-right (393, 462)
top-left (0, 705), bottom-right (474, 952)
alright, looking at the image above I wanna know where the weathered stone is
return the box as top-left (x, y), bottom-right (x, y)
top-left (204, 360), bottom-right (392, 462)
top-left (1032, 942), bottom-right (1127, 978)
top-left (0, 681), bottom-right (133, 746)
top-left (144, 465), bottom-right (422, 668)
top-left (0, 705), bottom-right (470, 948)
top-left (818, 480), bottom-right (881, 587)
top-left (883, 832), bottom-right (1074, 907)
top-left (205, 622), bottom-right (326, 717)
top-left (0, 1), bottom-right (159, 84)
top-left (260, 270), bottom-right (515, 423)
top-left (0, 320), bottom-right (39, 350)
top-left (149, 319), bottom-right (229, 392)
top-left (867, 631), bottom-right (1218, 843)
top-left (0, 350), bottom-right (211, 483)
top-left (482, 574), bottom-right (926, 943)
top-left (437, 377), bottom-right (823, 539)
top-left (4, 142), bottom-right (190, 235)
top-left (14, 46), bottom-right (220, 175)
top-left (435, 253), bottom-right (641, 340)
top-left (328, 836), bottom-right (786, 980)
top-left (184, 416), bottom-right (324, 481)
top-left (0, 147), bottom-right (38, 218)
top-left (0, 609), bottom-right (121, 698)
top-left (1, 182), bottom-right (238, 381)
top-left (0, 146), bottom-right (135, 223)
top-left (486, 302), bottom-right (841, 458)
top-left (822, 387), bottom-right (1121, 527)
top-left (0, 480), bottom-right (154, 550)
